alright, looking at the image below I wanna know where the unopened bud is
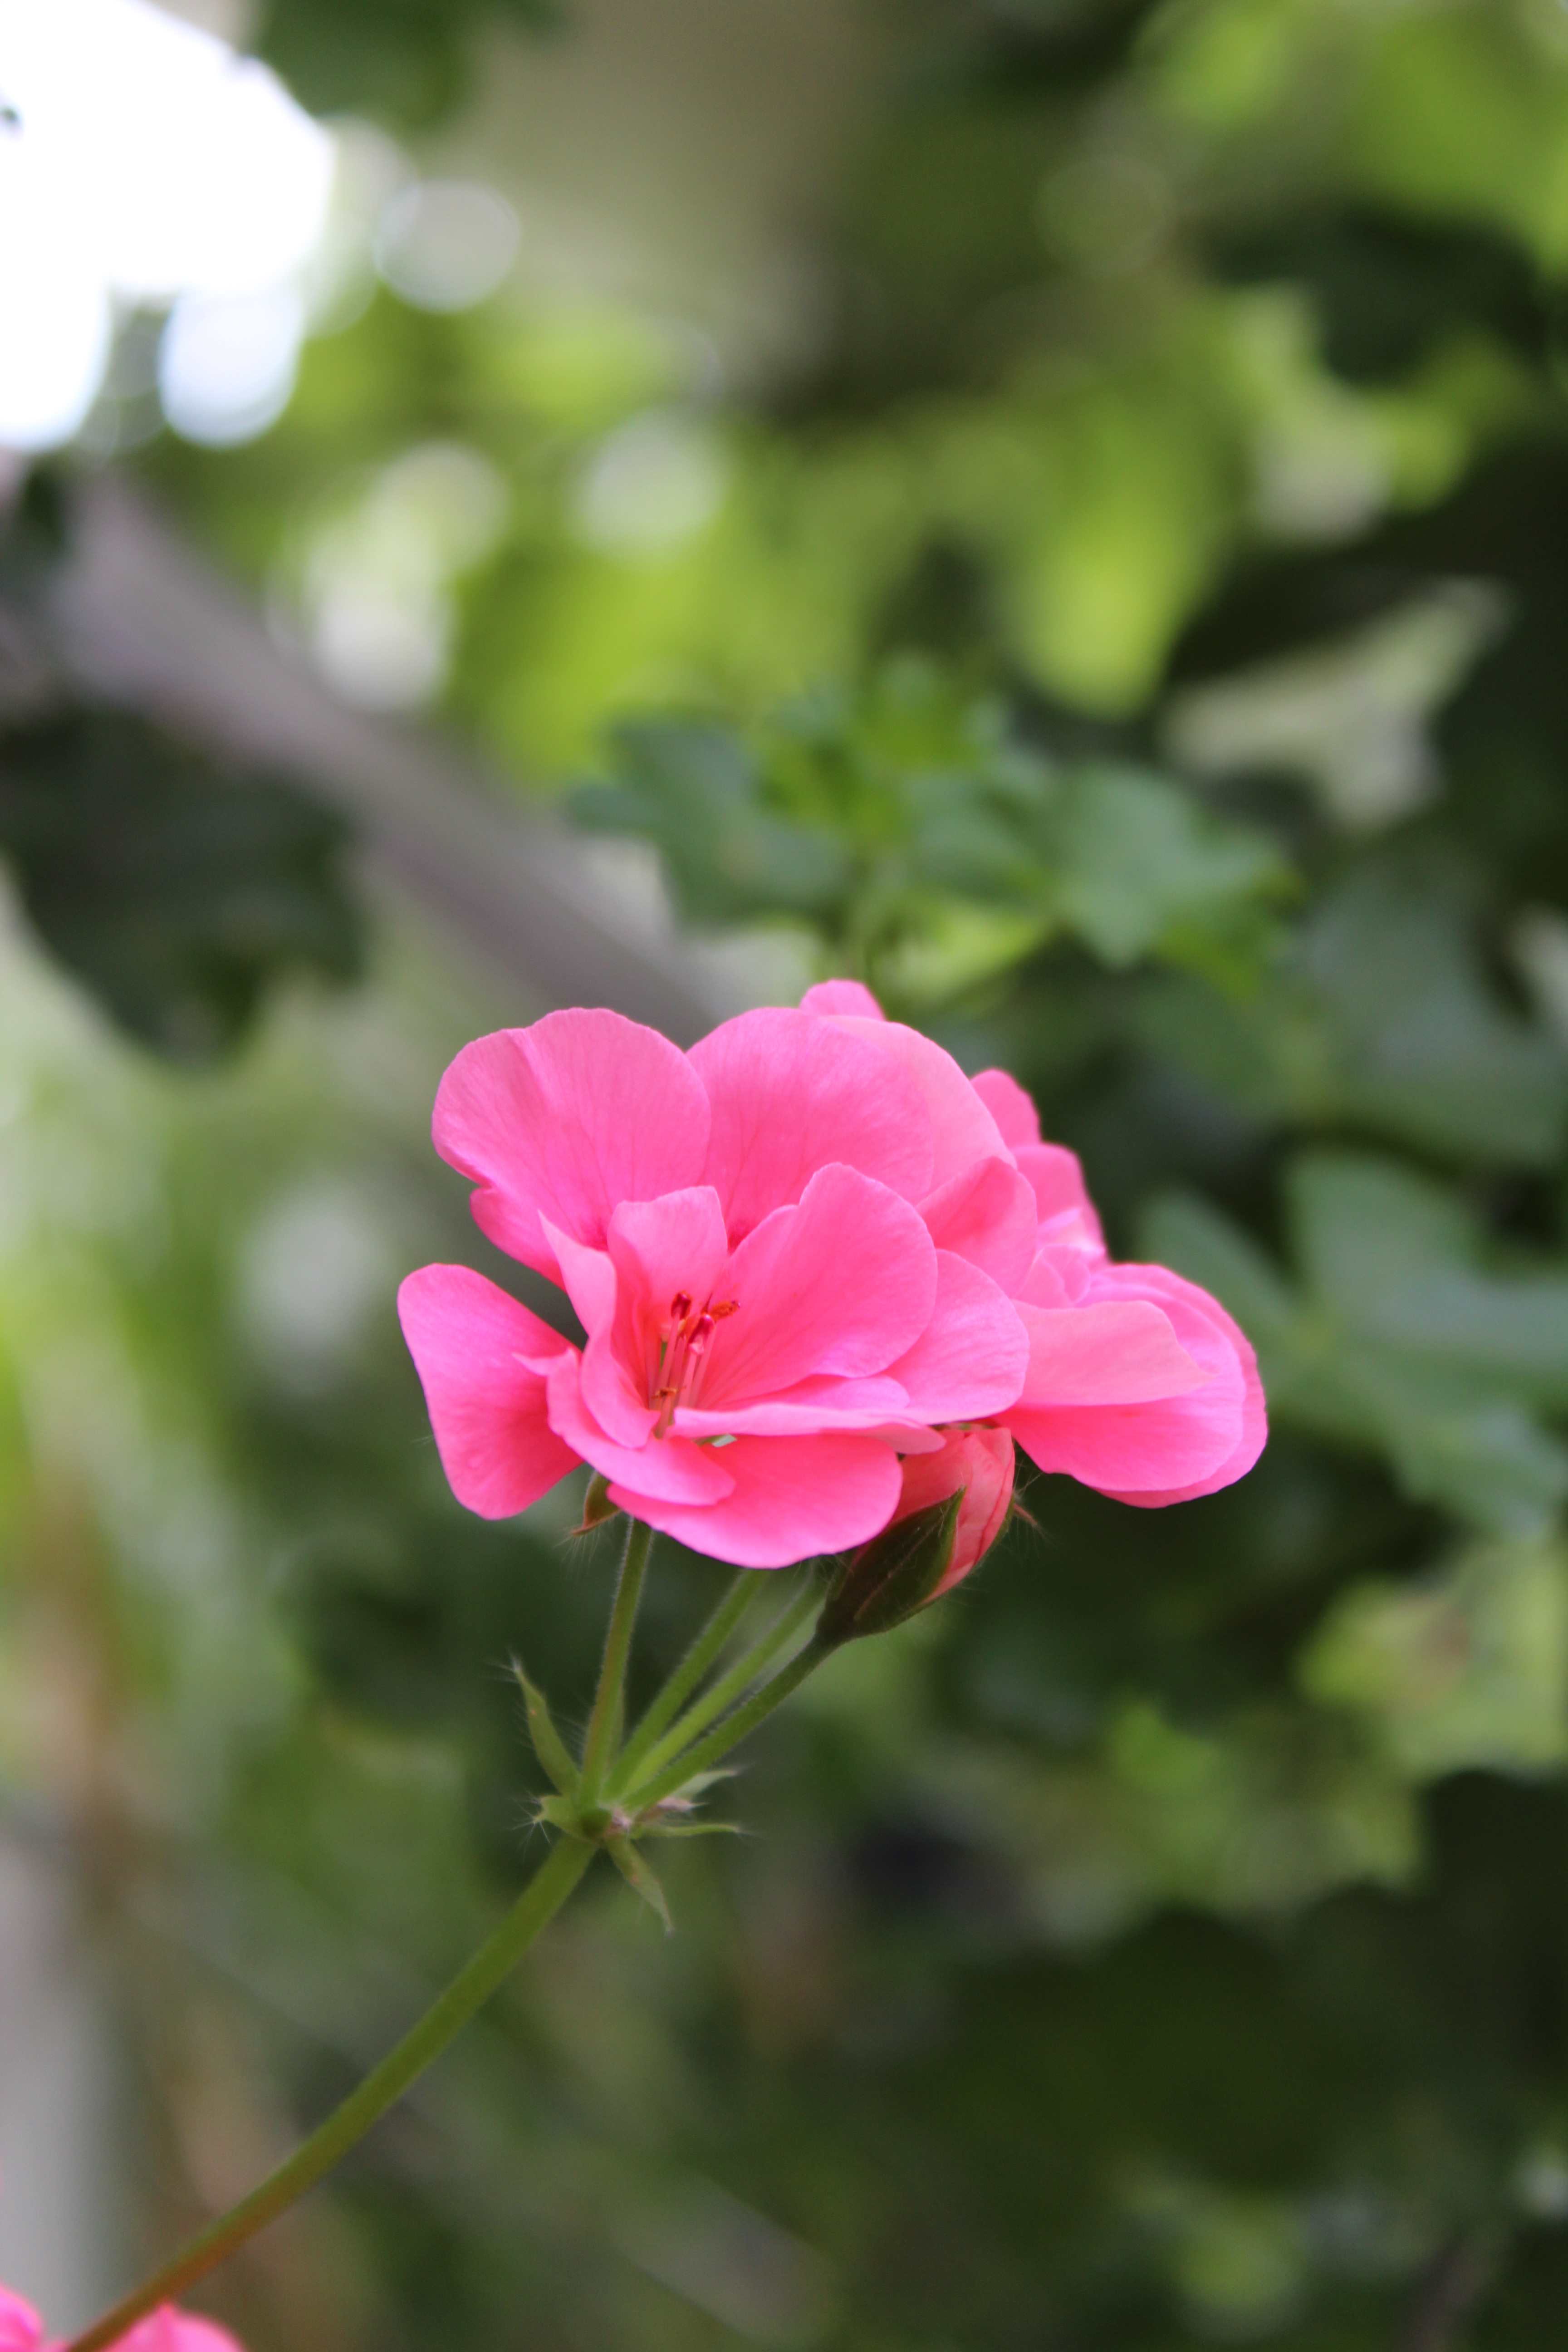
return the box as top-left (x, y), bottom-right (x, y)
top-left (818, 1427), bottom-right (1016, 1645)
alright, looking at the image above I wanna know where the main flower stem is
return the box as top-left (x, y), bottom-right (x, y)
top-left (64, 1529), bottom-right (833, 2345)
top-left (612, 1579), bottom-right (819, 1799)
top-left (612, 1568), bottom-right (758, 1790)
top-left (578, 1514), bottom-right (654, 1801)
top-left (64, 1836), bottom-right (596, 2352)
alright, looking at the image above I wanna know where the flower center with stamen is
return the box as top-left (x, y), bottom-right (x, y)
top-left (652, 1289), bottom-right (738, 1436)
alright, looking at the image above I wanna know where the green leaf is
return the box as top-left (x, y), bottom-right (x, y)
top-left (0, 712), bottom-right (362, 1064)
top-left (1139, 862), bottom-right (1568, 1166)
top-left (1301, 1538), bottom-right (1568, 1779)
top-left (511, 1659), bottom-right (580, 1797)
top-left (1298, 865), bottom-right (1568, 1164)
top-left (1045, 764), bottom-right (1290, 977)
top-left (258, 0), bottom-right (560, 131)
top-left (577, 724), bottom-right (851, 931)
top-left (1289, 1155), bottom-right (1568, 1404)
top-left (1144, 1158), bottom-right (1568, 1535)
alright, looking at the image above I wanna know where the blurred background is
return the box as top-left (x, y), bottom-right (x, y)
top-left (5, 0), bottom-right (1568, 2343)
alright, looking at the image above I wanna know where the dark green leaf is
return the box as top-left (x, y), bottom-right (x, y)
top-left (0, 713), bottom-right (362, 1063)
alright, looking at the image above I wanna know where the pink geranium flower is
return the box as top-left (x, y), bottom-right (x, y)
top-left (400, 987), bottom-right (1263, 1570)
top-left (400, 1005), bottom-right (1028, 1567)
top-left (795, 982), bottom-right (1266, 1509)
top-left (0, 2287), bottom-right (242, 2352)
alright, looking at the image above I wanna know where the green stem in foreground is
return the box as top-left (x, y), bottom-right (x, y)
top-left (579, 1514), bottom-right (654, 1800)
top-left (625, 1633), bottom-right (833, 1814)
top-left (65, 1837), bottom-right (596, 2352)
top-left (612, 1568), bottom-right (758, 1790)
top-left (612, 1580), bottom-right (820, 1799)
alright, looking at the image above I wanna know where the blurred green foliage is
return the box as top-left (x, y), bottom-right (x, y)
top-left (9, 0), bottom-right (1568, 2346)
top-left (255, 0), bottom-right (560, 129)
top-left (577, 673), bottom-right (1292, 1000)
top-left (0, 712), bottom-right (362, 1062)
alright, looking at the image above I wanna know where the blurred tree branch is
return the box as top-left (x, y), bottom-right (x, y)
top-left (6, 470), bottom-right (729, 1044)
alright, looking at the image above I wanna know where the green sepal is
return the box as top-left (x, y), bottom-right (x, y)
top-left (573, 1471), bottom-right (620, 1534)
top-left (656, 1766), bottom-right (736, 1803)
top-left (817, 1492), bottom-right (963, 1646)
top-left (607, 1836), bottom-right (673, 1932)
top-left (621, 1768), bottom-right (732, 1823)
top-left (511, 1659), bottom-right (580, 1797)
top-left (640, 1820), bottom-right (745, 1839)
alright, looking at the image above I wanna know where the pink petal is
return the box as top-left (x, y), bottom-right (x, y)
top-left (676, 1374), bottom-right (925, 1440)
top-left (832, 1017), bottom-right (1010, 1191)
top-left (703, 1163), bottom-right (937, 1403)
top-left (544, 1354), bottom-right (735, 1504)
top-left (885, 1250), bottom-right (1029, 1421)
top-left (1091, 1264), bottom-right (1267, 1506)
top-left (799, 978), bottom-right (885, 1018)
top-left (607, 1186), bottom-right (730, 1326)
top-left (1006, 1266), bottom-right (1264, 1502)
top-left (540, 1217), bottom-right (617, 1336)
top-left (398, 1265), bottom-right (578, 1520)
top-left (433, 1010), bottom-right (709, 1280)
top-left (1018, 1247), bottom-right (1083, 1308)
top-left (611, 1433), bottom-right (903, 1568)
top-left (1016, 1142), bottom-right (1106, 1251)
top-left (691, 1007), bottom-right (932, 1238)
top-left (971, 1068), bottom-right (1041, 1149)
top-left (1016, 1300), bottom-right (1210, 1406)
top-left (919, 1154), bottom-right (1038, 1291)
top-left (583, 1187), bottom-right (732, 1445)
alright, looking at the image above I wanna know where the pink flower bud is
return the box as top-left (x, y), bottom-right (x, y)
top-left (891, 1426), bottom-right (1016, 1598)
top-left (818, 1426), bottom-right (1016, 1645)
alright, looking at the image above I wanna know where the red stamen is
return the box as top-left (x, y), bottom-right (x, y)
top-left (650, 1292), bottom-right (737, 1433)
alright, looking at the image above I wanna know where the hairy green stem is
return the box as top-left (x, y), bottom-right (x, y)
top-left (613, 1579), bottom-right (819, 1798)
top-left (65, 1837), bottom-right (596, 2352)
top-left (624, 1633), bottom-right (833, 1813)
top-left (579, 1514), bottom-right (654, 1800)
top-left (612, 1569), bottom-right (758, 1789)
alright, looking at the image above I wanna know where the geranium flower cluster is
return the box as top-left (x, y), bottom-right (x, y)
top-left (401, 981), bottom-right (1264, 1576)
top-left (0, 2286), bottom-right (240, 2352)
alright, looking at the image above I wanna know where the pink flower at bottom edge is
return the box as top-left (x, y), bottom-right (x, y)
top-left (0, 2288), bottom-right (245, 2352)
top-left (0, 2287), bottom-right (41, 2352)
top-left (110, 2308), bottom-right (247, 2352)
